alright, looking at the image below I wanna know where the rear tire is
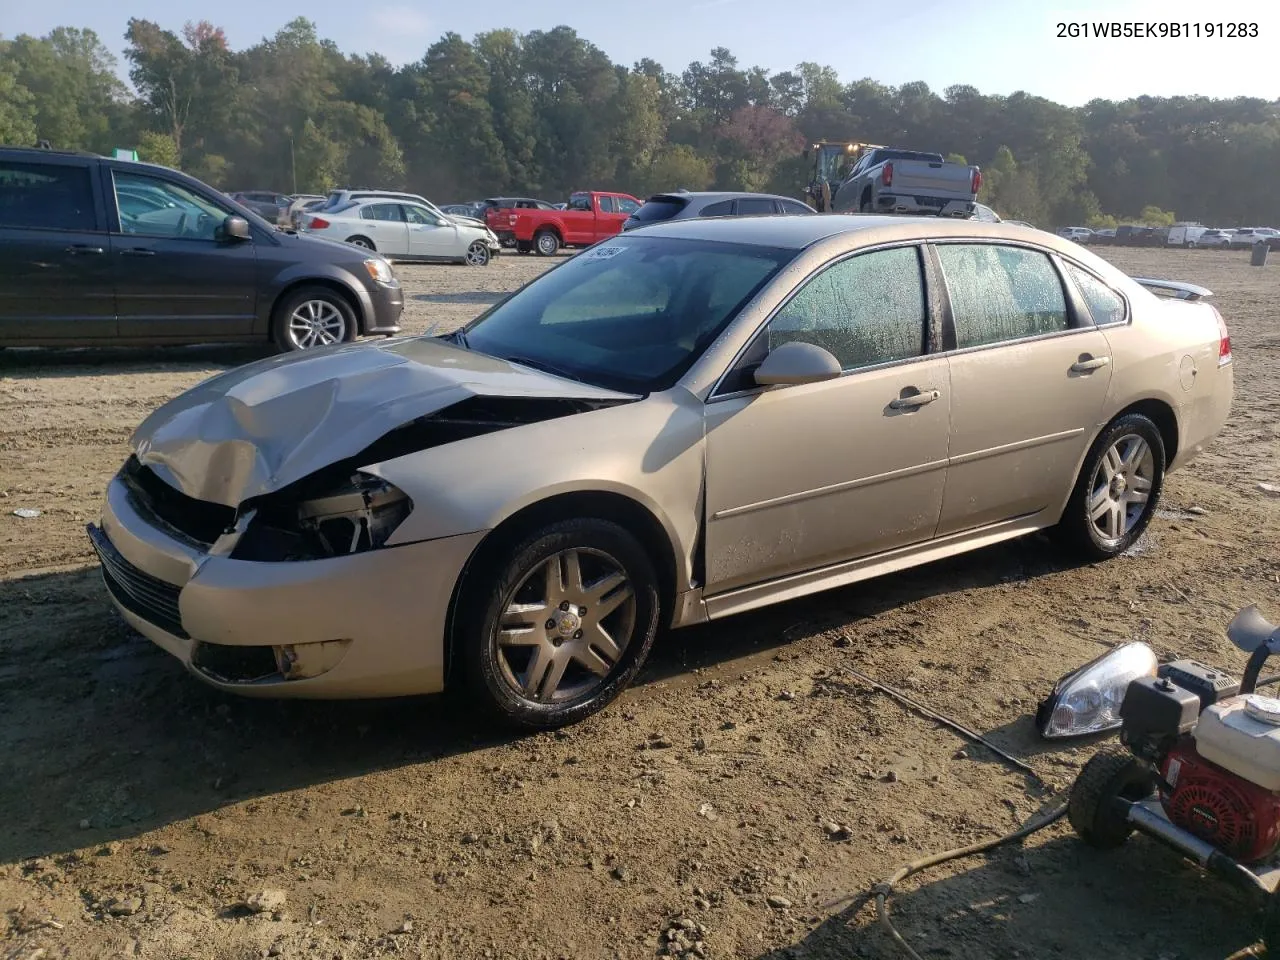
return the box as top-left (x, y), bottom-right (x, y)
top-left (347, 236), bottom-right (375, 250)
top-left (1068, 745), bottom-right (1156, 850)
top-left (516, 241), bottom-right (533, 255)
top-left (1054, 413), bottom-right (1165, 561)
top-left (455, 518), bottom-right (660, 730)
top-left (535, 230), bottom-right (561, 257)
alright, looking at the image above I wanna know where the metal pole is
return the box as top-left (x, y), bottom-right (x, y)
top-left (290, 139), bottom-right (297, 195)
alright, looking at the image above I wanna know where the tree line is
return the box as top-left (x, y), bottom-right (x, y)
top-left (2, 18), bottom-right (1278, 228)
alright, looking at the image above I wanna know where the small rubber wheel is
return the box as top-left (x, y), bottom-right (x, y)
top-left (1055, 413), bottom-right (1166, 561)
top-left (1068, 745), bottom-right (1156, 849)
top-left (271, 286), bottom-right (358, 353)
top-left (534, 230), bottom-right (561, 256)
top-left (456, 518), bottom-right (660, 730)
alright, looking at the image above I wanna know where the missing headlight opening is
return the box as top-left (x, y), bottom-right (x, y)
top-left (297, 474), bottom-right (411, 557)
top-left (232, 474), bottom-right (412, 561)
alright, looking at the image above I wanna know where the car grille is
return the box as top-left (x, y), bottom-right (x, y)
top-left (87, 523), bottom-right (188, 638)
top-left (123, 455), bottom-right (235, 546)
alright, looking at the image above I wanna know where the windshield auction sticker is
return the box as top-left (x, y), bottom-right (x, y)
top-left (580, 245), bottom-right (627, 262)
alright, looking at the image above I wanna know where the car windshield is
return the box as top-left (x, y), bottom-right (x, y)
top-left (461, 236), bottom-right (795, 393)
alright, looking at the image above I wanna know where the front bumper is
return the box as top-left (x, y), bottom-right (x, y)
top-left (364, 279), bottom-right (404, 336)
top-left (89, 473), bottom-right (485, 699)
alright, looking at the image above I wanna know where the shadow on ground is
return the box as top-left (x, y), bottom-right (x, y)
top-left (754, 830), bottom-right (1260, 960)
top-left (1, 532), bottom-right (1083, 866)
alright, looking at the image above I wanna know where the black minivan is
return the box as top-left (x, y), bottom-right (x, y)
top-left (0, 147), bottom-right (403, 352)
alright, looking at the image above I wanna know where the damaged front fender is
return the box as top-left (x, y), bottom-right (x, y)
top-left (131, 336), bottom-right (637, 508)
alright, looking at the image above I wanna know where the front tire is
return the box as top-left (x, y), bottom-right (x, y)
top-left (1068, 745), bottom-right (1156, 849)
top-left (534, 230), bottom-right (561, 257)
top-left (271, 286), bottom-right (358, 353)
top-left (1055, 413), bottom-right (1165, 560)
top-left (457, 519), bottom-right (660, 730)
top-left (465, 241), bottom-right (491, 266)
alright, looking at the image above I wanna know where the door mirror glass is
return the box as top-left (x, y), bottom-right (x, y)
top-left (219, 215), bottom-right (251, 241)
top-left (753, 341), bottom-right (842, 386)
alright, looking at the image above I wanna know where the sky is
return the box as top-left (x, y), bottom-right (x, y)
top-left (6, 0), bottom-right (1279, 105)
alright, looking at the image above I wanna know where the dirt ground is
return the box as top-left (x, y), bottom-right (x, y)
top-left (1, 245), bottom-right (1277, 960)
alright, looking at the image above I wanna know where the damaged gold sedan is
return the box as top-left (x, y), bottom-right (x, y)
top-left (89, 216), bottom-right (1233, 728)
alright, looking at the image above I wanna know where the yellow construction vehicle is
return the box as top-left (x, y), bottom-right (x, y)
top-left (802, 141), bottom-right (884, 212)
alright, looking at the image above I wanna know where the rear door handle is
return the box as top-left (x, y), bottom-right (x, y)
top-left (1070, 356), bottom-right (1111, 373)
top-left (889, 388), bottom-right (941, 410)
top-left (120, 248), bottom-right (156, 257)
top-left (65, 244), bottom-right (104, 255)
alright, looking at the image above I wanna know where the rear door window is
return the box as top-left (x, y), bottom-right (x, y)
top-left (0, 160), bottom-right (97, 231)
top-left (734, 198), bottom-right (776, 216)
top-left (361, 203), bottom-right (404, 222)
top-left (700, 200), bottom-right (734, 217)
top-left (936, 243), bottom-right (1069, 348)
top-left (599, 196), bottom-right (617, 213)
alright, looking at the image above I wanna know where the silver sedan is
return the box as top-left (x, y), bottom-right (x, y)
top-left (90, 216), bottom-right (1234, 728)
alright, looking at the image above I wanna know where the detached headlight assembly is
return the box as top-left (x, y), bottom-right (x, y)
top-left (363, 257), bottom-right (394, 283)
top-left (1037, 642), bottom-right (1158, 738)
top-left (232, 474), bottom-right (412, 562)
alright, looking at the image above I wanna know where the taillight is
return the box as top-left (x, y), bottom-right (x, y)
top-left (882, 162), bottom-right (893, 188)
top-left (1215, 308), bottom-right (1232, 366)
top-left (509, 214), bottom-right (518, 225)
top-left (309, 217), bottom-right (330, 230)
top-left (971, 168), bottom-right (983, 194)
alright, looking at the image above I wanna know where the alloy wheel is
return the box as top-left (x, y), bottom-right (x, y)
top-left (287, 300), bottom-right (347, 349)
top-left (493, 548), bottom-right (635, 704)
top-left (1088, 434), bottom-right (1155, 543)
top-left (466, 242), bottom-right (490, 266)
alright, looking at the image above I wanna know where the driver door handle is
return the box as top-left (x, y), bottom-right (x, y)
top-left (889, 389), bottom-right (941, 410)
top-left (1070, 355), bottom-right (1111, 373)
top-left (120, 248), bottom-right (156, 257)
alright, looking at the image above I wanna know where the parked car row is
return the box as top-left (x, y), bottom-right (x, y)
top-left (1058, 223), bottom-right (1279, 249)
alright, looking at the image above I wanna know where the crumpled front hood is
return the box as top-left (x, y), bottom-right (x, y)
top-left (131, 338), bottom-right (635, 508)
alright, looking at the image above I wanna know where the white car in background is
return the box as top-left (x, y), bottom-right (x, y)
top-left (1197, 229), bottom-right (1233, 248)
top-left (302, 199), bottom-right (501, 265)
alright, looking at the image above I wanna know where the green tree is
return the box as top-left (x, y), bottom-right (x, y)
top-left (136, 130), bottom-right (179, 167)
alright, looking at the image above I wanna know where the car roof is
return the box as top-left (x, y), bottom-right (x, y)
top-left (651, 191), bottom-right (799, 202)
top-left (631, 213), bottom-right (1054, 250)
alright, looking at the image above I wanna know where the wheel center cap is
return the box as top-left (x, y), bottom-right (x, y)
top-left (1111, 474), bottom-right (1127, 496)
top-left (555, 611), bottom-right (581, 638)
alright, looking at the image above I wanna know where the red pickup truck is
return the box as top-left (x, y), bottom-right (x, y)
top-left (509, 191), bottom-right (642, 255)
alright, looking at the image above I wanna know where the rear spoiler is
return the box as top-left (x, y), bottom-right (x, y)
top-left (1132, 277), bottom-right (1213, 301)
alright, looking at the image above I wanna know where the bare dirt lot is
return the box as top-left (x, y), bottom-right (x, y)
top-left (2, 246), bottom-right (1277, 960)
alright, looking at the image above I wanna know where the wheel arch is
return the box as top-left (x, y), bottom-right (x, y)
top-left (1109, 397), bottom-right (1180, 466)
top-left (269, 278), bottom-right (366, 337)
top-left (344, 234), bottom-right (375, 250)
top-left (443, 489), bottom-right (680, 687)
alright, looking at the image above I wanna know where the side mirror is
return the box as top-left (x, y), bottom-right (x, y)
top-left (219, 215), bottom-right (251, 241)
top-left (753, 340), bottom-right (842, 387)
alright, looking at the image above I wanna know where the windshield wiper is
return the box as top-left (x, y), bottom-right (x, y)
top-left (502, 354), bottom-right (584, 383)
